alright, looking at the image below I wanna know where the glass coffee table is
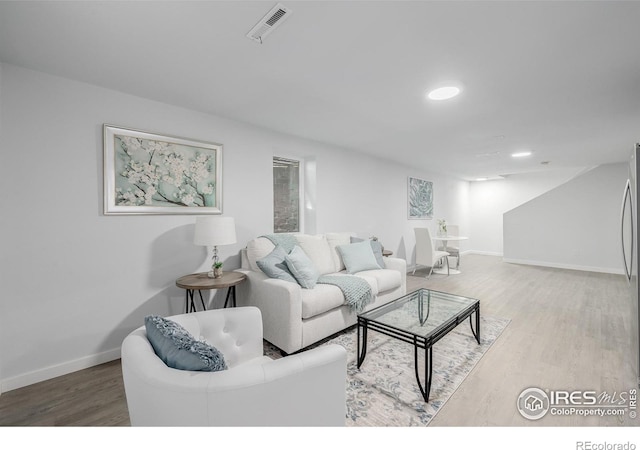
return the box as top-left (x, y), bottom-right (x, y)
top-left (357, 288), bottom-right (480, 402)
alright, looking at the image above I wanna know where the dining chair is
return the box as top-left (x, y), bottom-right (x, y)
top-left (413, 227), bottom-right (449, 277)
top-left (437, 224), bottom-right (461, 269)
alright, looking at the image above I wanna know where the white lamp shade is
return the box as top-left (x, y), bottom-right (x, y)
top-left (194, 217), bottom-right (237, 246)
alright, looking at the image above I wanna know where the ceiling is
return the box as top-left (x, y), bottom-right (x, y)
top-left (1, 1), bottom-right (639, 180)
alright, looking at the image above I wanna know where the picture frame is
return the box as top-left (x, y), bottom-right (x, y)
top-left (103, 125), bottom-right (223, 215)
top-left (408, 176), bottom-right (433, 219)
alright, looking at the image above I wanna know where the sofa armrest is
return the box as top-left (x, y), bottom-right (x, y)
top-left (235, 269), bottom-right (304, 354)
top-left (383, 257), bottom-right (407, 293)
top-left (206, 344), bottom-right (347, 426)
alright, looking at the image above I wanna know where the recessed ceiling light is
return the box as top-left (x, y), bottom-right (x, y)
top-left (511, 151), bottom-right (532, 158)
top-left (427, 86), bottom-right (461, 101)
top-left (475, 151), bottom-right (501, 158)
top-left (475, 177), bottom-right (488, 181)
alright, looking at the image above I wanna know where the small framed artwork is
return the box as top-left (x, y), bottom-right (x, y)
top-left (408, 176), bottom-right (433, 219)
top-left (103, 125), bottom-right (222, 215)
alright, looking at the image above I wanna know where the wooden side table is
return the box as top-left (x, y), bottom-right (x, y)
top-left (382, 249), bottom-right (393, 257)
top-left (176, 271), bottom-right (247, 313)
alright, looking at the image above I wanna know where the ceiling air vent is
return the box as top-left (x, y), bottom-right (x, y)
top-left (246, 3), bottom-right (293, 44)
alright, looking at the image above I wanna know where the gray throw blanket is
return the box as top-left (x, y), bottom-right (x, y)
top-left (261, 234), bottom-right (298, 253)
top-left (318, 275), bottom-right (373, 313)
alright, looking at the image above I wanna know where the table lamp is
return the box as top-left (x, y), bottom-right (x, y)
top-left (194, 216), bottom-right (237, 278)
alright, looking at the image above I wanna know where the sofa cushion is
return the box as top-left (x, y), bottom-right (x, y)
top-left (246, 237), bottom-right (276, 272)
top-left (353, 273), bottom-right (379, 296)
top-left (351, 236), bottom-right (386, 269)
top-left (337, 240), bottom-right (381, 274)
top-left (300, 283), bottom-right (347, 319)
top-left (295, 234), bottom-right (336, 275)
top-left (256, 245), bottom-right (297, 284)
top-left (325, 232), bottom-right (352, 272)
top-left (285, 245), bottom-right (320, 289)
top-left (144, 316), bottom-right (227, 372)
top-left (356, 269), bottom-right (401, 293)
top-left (301, 274), bottom-right (380, 319)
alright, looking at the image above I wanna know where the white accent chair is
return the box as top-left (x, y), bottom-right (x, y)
top-left (121, 306), bottom-right (347, 426)
top-left (413, 227), bottom-right (449, 277)
top-left (437, 224), bottom-right (461, 269)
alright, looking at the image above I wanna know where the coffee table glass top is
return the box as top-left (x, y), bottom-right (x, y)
top-left (358, 288), bottom-right (479, 338)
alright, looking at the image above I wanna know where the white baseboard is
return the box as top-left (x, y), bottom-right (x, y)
top-left (468, 250), bottom-right (503, 257)
top-left (1, 347), bottom-right (121, 393)
top-left (502, 257), bottom-right (625, 275)
top-left (408, 253), bottom-right (623, 276)
top-left (407, 251), bottom-right (492, 273)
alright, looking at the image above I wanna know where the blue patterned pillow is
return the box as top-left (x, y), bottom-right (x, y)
top-left (256, 245), bottom-right (298, 283)
top-left (144, 316), bottom-right (227, 372)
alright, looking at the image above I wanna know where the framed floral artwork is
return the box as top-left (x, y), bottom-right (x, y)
top-left (103, 125), bottom-right (222, 215)
top-left (408, 176), bottom-right (433, 219)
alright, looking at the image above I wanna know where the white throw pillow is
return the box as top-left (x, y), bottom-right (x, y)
top-left (246, 237), bottom-right (276, 272)
top-left (295, 234), bottom-right (336, 275)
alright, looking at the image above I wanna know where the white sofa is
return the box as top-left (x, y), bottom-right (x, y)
top-left (121, 307), bottom-right (347, 426)
top-left (236, 232), bottom-right (407, 354)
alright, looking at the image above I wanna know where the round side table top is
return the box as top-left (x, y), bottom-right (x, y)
top-left (176, 271), bottom-right (247, 290)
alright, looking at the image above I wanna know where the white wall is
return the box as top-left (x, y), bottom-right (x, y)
top-left (312, 148), bottom-right (470, 264)
top-left (503, 163), bottom-right (628, 273)
top-left (0, 63), bottom-right (467, 390)
top-left (468, 168), bottom-right (587, 255)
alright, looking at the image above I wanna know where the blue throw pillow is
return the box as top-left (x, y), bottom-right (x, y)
top-left (144, 316), bottom-right (227, 372)
top-left (338, 240), bottom-right (382, 274)
top-left (350, 237), bottom-right (386, 269)
top-left (256, 245), bottom-right (298, 283)
top-left (369, 240), bottom-right (386, 269)
top-left (285, 245), bottom-right (320, 289)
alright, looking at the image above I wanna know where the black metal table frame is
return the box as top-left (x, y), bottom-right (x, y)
top-left (356, 299), bottom-right (480, 402)
top-left (183, 285), bottom-right (238, 313)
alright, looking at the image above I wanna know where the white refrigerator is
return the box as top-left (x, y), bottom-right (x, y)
top-left (621, 143), bottom-right (640, 388)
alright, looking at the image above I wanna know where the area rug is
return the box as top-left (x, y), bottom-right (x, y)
top-left (264, 315), bottom-right (510, 426)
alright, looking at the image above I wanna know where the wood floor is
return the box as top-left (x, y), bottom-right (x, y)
top-left (416, 255), bottom-right (637, 426)
top-left (0, 254), bottom-right (637, 427)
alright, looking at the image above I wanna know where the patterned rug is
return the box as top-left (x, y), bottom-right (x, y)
top-left (265, 315), bottom-right (510, 426)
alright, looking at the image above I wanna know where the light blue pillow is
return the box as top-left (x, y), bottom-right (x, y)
top-left (285, 245), bottom-right (320, 289)
top-left (144, 316), bottom-right (227, 372)
top-left (256, 245), bottom-right (298, 283)
top-left (338, 240), bottom-right (382, 274)
top-left (351, 236), bottom-right (386, 269)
